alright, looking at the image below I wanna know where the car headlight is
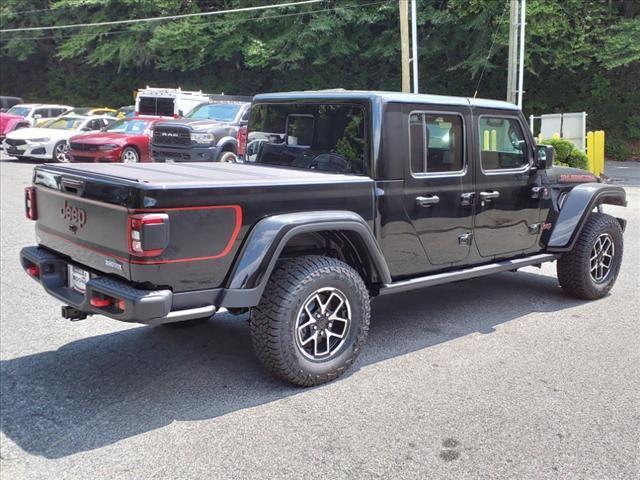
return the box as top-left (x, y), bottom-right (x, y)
top-left (27, 138), bottom-right (50, 143)
top-left (98, 144), bottom-right (119, 151)
top-left (191, 132), bottom-right (214, 144)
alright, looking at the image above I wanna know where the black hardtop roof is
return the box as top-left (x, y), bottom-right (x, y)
top-left (253, 89), bottom-right (519, 111)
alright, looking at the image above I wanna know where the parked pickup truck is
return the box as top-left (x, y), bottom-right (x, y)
top-left (150, 97), bottom-right (251, 163)
top-left (21, 91), bottom-right (626, 386)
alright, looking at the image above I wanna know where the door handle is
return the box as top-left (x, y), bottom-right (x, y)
top-left (479, 190), bottom-right (500, 201)
top-left (460, 192), bottom-right (475, 206)
top-left (415, 195), bottom-right (440, 207)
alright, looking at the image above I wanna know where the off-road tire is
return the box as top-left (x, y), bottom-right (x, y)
top-left (557, 212), bottom-right (623, 300)
top-left (250, 255), bottom-right (370, 386)
top-left (218, 150), bottom-right (237, 163)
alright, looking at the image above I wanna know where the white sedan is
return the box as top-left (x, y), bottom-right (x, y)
top-left (2, 115), bottom-right (114, 162)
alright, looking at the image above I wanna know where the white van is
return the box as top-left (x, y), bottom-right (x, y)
top-left (135, 87), bottom-right (211, 118)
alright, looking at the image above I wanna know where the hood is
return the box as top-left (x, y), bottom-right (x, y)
top-left (546, 165), bottom-right (598, 185)
top-left (69, 132), bottom-right (131, 145)
top-left (155, 118), bottom-right (227, 131)
top-left (5, 127), bottom-right (75, 141)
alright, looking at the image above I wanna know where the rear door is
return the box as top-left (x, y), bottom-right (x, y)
top-left (473, 110), bottom-right (543, 257)
top-left (403, 105), bottom-right (475, 268)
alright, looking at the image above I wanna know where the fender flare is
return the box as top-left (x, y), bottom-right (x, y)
top-left (220, 211), bottom-right (391, 308)
top-left (216, 136), bottom-right (237, 152)
top-left (547, 183), bottom-right (626, 251)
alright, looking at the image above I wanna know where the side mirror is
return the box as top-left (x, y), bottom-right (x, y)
top-left (536, 145), bottom-right (554, 169)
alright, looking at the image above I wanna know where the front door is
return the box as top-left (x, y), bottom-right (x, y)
top-left (473, 112), bottom-right (542, 257)
top-left (403, 107), bottom-right (475, 268)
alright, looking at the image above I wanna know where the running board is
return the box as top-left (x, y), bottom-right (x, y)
top-left (378, 253), bottom-right (559, 296)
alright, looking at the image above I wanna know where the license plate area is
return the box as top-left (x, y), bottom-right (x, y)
top-left (68, 264), bottom-right (90, 293)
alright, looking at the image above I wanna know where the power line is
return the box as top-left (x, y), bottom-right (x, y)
top-left (0, 0), bottom-right (324, 33)
top-left (0, 1), bottom-right (391, 42)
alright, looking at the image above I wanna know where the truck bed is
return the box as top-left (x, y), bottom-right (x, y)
top-left (31, 162), bottom-right (375, 291)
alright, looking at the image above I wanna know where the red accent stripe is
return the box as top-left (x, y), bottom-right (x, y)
top-left (39, 204), bottom-right (242, 265)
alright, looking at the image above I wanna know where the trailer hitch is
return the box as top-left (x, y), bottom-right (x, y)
top-left (61, 306), bottom-right (92, 321)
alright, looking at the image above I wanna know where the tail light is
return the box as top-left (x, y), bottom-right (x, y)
top-left (128, 213), bottom-right (170, 257)
top-left (26, 264), bottom-right (40, 278)
top-left (25, 186), bottom-right (37, 220)
top-left (237, 126), bottom-right (247, 156)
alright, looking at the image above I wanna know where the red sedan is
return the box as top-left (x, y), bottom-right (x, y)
top-left (68, 117), bottom-right (162, 163)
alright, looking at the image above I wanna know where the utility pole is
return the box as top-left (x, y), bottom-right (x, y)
top-left (410, 0), bottom-right (418, 93)
top-left (506, 0), bottom-right (519, 104)
top-left (399, 0), bottom-right (410, 93)
top-left (517, 0), bottom-right (526, 109)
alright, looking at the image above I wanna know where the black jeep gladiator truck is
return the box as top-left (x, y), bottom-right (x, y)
top-left (151, 96), bottom-right (251, 163)
top-left (21, 91), bottom-right (626, 386)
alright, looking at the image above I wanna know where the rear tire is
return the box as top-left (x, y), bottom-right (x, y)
top-left (557, 212), bottom-right (623, 300)
top-left (250, 255), bottom-right (370, 386)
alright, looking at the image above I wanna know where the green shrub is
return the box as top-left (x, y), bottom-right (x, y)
top-left (605, 136), bottom-right (630, 160)
top-left (542, 138), bottom-right (589, 170)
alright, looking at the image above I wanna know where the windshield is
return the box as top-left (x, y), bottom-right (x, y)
top-left (105, 118), bottom-right (152, 134)
top-left (187, 103), bottom-right (241, 122)
top-left (245, 103), bottom-right (369, 175)
top-left (47, 117), bottom-right (84, 130)
top-left (7, 106), bottom-right (30, 117)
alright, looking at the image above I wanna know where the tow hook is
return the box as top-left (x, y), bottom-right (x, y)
top-left (61, 305), bottom-right (91, 321)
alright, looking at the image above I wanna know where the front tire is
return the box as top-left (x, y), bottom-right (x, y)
top-left (53, 141), bottom-right (69, 163)
top-left (557, 212), bottom-right (623, 300)
top-left (218, 151), bottom-right (237, 163)
top-left (121, 146), bottom-right (139, 163)
top-left (250, 255), bottom-right (370, 386)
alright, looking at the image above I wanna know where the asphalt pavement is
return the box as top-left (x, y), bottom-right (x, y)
top-left (1, 156), bottom-right (638, 479)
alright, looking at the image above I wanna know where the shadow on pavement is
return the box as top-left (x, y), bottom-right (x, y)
top-left (1, 270), bottom-right (586, 459)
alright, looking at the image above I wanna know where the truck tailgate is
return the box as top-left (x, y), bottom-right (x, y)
top-left (34, 186), bottom-right (132, 278)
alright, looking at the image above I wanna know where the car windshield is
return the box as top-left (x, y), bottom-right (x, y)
top-left (105, 118), bottom-right (152, 134)
top-left (6, 106), bottom-right (30, 117)
top-left (187, 103), bottom-right (241, 122)
top-left (245, 103), bottom-right (369, 175)
top-left (46, 117), bottom-right (84, 130)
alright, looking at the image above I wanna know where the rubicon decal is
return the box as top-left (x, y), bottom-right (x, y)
top-left (61, 200), bottom-right (87, 228)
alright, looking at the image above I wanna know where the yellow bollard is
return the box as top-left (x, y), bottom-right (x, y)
top-left (483, 130), bottom-right (489, 150)
top-left (586, 131), bottom-right (595, 174)
top-left (594, 130), bottom-right (605, 177)
top-left (490, 129), bottom-right (497, 151)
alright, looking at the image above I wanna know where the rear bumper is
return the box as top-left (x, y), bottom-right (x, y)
top-left (151, 144), bottom-right (221, 162)
top-left (20, 246), bottom-right (223, 325)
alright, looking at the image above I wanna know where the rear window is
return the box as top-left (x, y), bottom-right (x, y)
top-left (47, 117), bottom-right (84, 130)
top-left (246, 103), bottom-right (369, 175)
top-left (138, 97), bottom-right (175, 117)
top-left (7, 106), bottom-right (30, 117)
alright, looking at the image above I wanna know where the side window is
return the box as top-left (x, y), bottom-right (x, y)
top-left (409, 112), bottom-right (464, 174)
top-left (479, 116), bottom-right (527, 170)
top-left (51, 108), bottom-right (65, 117)
top-left (34, 108), bottom-right (48, 118)
top-left (286, 115), bottom-right (314, 147)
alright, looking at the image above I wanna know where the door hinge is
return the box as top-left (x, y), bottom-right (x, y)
top-left (458, 232), bottom-right (473, 246)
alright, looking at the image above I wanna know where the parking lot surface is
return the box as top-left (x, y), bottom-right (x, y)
top-left (1, 157), bottom-right (638, 479)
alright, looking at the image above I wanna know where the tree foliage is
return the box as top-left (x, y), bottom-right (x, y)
top-left (1, 0), bottom-right (638, 158)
